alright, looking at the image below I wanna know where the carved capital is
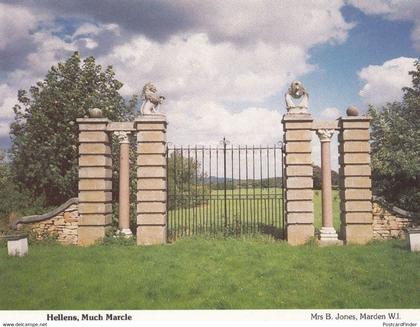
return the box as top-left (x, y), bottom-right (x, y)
top-left (114, 131), bottom-right (131, 144)
top-left (316, 129), bottom-right (334, 142)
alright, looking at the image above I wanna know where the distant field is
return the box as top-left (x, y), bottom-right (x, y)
top-left (168, 188), bottom-right (340, 239)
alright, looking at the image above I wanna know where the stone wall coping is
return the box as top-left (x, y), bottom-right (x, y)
top-left (282, 114), bottom-right (313, 122)
top-left (339, 116), bottom-right (372, 122)
top-left (373, 195), bottom-right (420, 220)
top-left (12, 197), bottom-right (79, 229)
top-left (76, 118), bottom-right (110, 123)
top-left (312, 120), bottom-right (339, 130)
top-left (107, 122), bottom-right (135, 131)
top-left (135, 115), bottom-right (167, 123)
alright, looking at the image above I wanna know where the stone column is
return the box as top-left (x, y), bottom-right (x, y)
top-left (338, 112), bottom-right (373, 244)
top-left (135, 115), bottom-right (167, 245)
top-left (115, 131), bottom-right (132, 236)
top-left (316, 129), bottom-right (339, 243)
top-left (282, 114), bottom-right (314, 245)
top-left (77, 118), bottom-right (112, 245)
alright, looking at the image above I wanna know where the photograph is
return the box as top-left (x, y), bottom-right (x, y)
top-left (0, 1), bottom-right (419, 326)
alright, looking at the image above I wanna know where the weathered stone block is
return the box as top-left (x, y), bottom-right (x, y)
top-left (284, 130), bottom-right (312, 141)
top-left (79, 203), bottom-right (112, 214)
top-left (136, 122), bottom-right (167, 131)
top-left (286, 224), bottom-right (314, 245)
top-left (285, 153), bottom-right (312, 165)
top-left (286, 189), bottom-right (313, 200)
top-left (343, 212), bottom-right (373, 224)
top-left (137, 190), bottom-right (166, 202)
top-left (79, 167), bottom-right (112, 179)
top-left (137, 166), bottom-right (166, 178)
top-left (137, 201), bottom-right (166, 213)
top-left (79, 213), bottom-right (112, 225)
top-left (285, 142), bottom-right (311, 153)
top-left (79, 155), bottom-right (112, 167)
top-left (341, 201), bottom-right (372, 212)
top-left (79, 131), bottom-right (109, 143)
top-left (286, 177), bottom-right (313, 189)
top-left (79, 179), bottom-right (112, 191)
top-left (339, 165), bottom-right (371, 176)
top-left (79, 191), bottom-right (112, 202)
top-left (284, 122), bottom-right (313, 130)
top-left (341, 129), bottom-right (369, 141)
top-left (137, 154), bottom-right (166, 166)
top-left (137, 225), bottom-right (166, 245)
top-left (140, 131), bottom-right (166, 142)
top-left (343, 177), bottom-right (371, 188)
top-left (79, 143), bottom-right (111, 155)
top-left (339, 153), bottom-right (370, 165)
top-left (341, 120), bottom-right (370, 129)
top-left (78, 226), bottom-right (110, 246)
top-left (78, 122), bottom-right (108, 131)
top-left (137, 142), bottom-right (166, 154)
top-left (137, 213), bottom-right (166, 225)
top-left (341, 189), bottom-right (372, 200)
top-left (286, 165), bottom-right (313, 176)
top-left (137, 178), bottom-right (166, 190)
top-left (287, 201), bottom-right (313, 212)
top-left (286, 212), bottom-right (314, 224)
top-left (342, 224), bottom-right (373, 244)
top-left (339, 141), bottom-right (370, 153)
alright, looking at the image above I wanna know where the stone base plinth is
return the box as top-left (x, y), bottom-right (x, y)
top-left (119, 229), bottom-right (133, 237)
top-left (78, 226), bottom-right (110, 246)
top-left (137, 225), bottom-right (166, 245)
top-left (320, 227), bottom-right (338, 241)
top-left (7, 237), bottom-right (28, 256)
top-left (342, 224), bottom-right (373, 244)
top-left (287, 224), bottom-right (314, 245)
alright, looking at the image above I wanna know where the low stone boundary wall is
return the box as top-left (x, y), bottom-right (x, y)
top-left (12, 198), bottom-right (79, 245)
top-left (372, 196), bottom-right (419, 240)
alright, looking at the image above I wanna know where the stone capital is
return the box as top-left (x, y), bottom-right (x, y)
top-left (316, 129), bottom-right (334, 142)
top-left (114, 131), bottom-right (131, 144)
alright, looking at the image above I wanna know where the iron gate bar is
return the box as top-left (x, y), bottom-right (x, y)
top-left (166, 141), bottom-right (285, 240)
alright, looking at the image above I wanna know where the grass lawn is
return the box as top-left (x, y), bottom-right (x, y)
top-left (0, 237), bottom-right (419, 309)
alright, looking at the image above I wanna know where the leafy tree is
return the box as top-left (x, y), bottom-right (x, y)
top-left (167, 151), bottom-right (209, 209)
top-left (368, 60), bottom-right (420, 211)
top-left (10, 52), bottom-right (132, 205)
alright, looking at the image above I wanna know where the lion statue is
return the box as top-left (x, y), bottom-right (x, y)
top-left (285, 80), bottom-right (309, 114)
top-left (139, 82), bottom-right (165, 115)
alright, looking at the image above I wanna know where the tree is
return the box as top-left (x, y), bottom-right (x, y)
top-left (167, 151), bottom-right (209, 210)
top-left (10, 52), bottom-right (132, 205)
top-left (312, 165), bottom-right (339, 190)
top-left (368, 60), bottom-right (420, 211)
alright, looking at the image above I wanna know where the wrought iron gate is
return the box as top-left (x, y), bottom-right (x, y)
top-left (166, 138), bottom-right (285, 241)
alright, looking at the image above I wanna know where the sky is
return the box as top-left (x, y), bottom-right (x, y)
top-left (0, 0), bottom-right (419, 169)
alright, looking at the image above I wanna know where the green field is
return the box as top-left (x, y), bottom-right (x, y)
top-left (168, 188), bottom-right (340, 239)
top-left (0, 237), bottom-right (418, 309)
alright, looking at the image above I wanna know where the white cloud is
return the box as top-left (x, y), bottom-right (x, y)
top-left (101, 33), bottom-right (312, 102)
top-left (320, 107), bottom-right (341, 119)
top-left (0, 3), bottom-right (38, 50)
top-left (166, 100), bottom-right (283, 146)
top-left (358, 57), bottom-right (416, 106)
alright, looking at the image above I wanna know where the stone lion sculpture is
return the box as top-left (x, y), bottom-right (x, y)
top-left (139, 82), bottom-right (165, 115)
top-left (285, 80), bottom-right (309, 114)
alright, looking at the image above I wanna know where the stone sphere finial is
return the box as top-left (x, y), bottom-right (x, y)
top-left (88, 108), bottom-right (103, 118)
top-left (346, 106), bottom-right (359, 117)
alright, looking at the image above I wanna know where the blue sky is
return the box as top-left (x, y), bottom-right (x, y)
top-left (0, 0), bottom-right (419, 157)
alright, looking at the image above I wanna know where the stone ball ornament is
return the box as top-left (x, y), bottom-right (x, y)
top-left (346, 106), bottom-right (359, 117)
top-left (88, 108), bottom-right (103, 118)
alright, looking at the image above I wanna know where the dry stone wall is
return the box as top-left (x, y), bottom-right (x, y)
top-left (13, 198), bottom-right (79, 245)
top-left (372, 197), bottom-right (419, 240)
